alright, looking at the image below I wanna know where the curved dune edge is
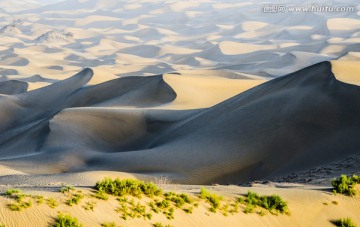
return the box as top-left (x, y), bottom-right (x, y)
top-left (331, 60), bottom-right (360, 86)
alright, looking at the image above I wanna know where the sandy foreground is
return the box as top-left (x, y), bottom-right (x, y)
top-left (0, 0), bottom-right (360, 226)
top-left (0, 180), bottom-right (359, 227)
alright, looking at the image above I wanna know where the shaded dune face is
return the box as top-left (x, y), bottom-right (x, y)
top-left (86, 61), bottom-right (360, 184)
top-left (68, 76), bottom-right (177, 108)
top-left (0, 80), bottom-right (28, 95)
top-left (154, 61), bottom-right (360, 184)
top-left (0, 70), bottom-right (177, 162)
top-left (0, 61), bottom-right (360, 184)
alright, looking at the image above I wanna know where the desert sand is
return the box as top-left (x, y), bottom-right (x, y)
top-left (0, 183), bottom-right (359, 227)
top-left (0, 0), bottom-right (359, 226)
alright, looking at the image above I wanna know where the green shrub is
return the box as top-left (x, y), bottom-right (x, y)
top-left (244, 204), bottom-right (255, 214)
top-left (149, 201), bottom-right (160, 213)
top-left (164, 192), bottom-right (193, 208)
top-left (116, 199), bottom-right (151, 220)
top-left (46, 198), bottom-right (58, 209)
top-left (13, 193), bottom-right (28, 202)
top-left (155, 199), bottom-right (171, 209)
top-left (149, 199), bottom-right (175, 219)
top-left (331, 218), bottom-right (357, 227)
top-left (163, 207), bottom-right (174, 220)
top-left (332, 175), bottom-right (360, 196)
top-left (132, 202), bottom-right (147, 218)
top-left (199, 188), bottom-right (222, 212)
top-left (65, 193), bottom-right (84, 206)
top-left (92, 191), bottom-right (108, 200)
top-left (23, 201), bottom-right (32, 208)
top-left (183, 207), bottom-right (193, 214)
top-left (220, 203), bottom-right (229, 216)
top-left (117, 197), bottom-right (128, 203)
top-left (116, 203), bottom-right (130, 220)
top-left (84, 201), bottom-right (96, 211)
top-left (60, 185), bottom-right (75, 194)
top-left (5, 188), bottom-right (22, 196)
top-left (95, 178), bottom-right (162, 198)
top-left (101, 222), bottom-right (116, 227)
top-left (145, 213), bottom-right (153, 220)
top-left (258, 210), bottom-right (266, 216)
top-left (53, 213), bottom-right (83, 227)
top-left (153, 224), bottom-right (173, 227)
top-left (260, 194), bottom-right (288, 214)
top-left (7, 200), bottom-right (32, 211)
top-left (32, 195), bottom-right (44, 204)
top-left (8, 203), bottom-right (22, 211)
top-left (240, 191), bottom-right (289, 215)
top-left (229, 202), bottom-right (239, 214)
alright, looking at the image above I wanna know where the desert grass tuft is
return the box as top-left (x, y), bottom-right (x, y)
top-left (101, 222), bottom-right (116, 227)
top-left (60, 185), bottom-right (75, 194)
top-left (239, 191), bottom-right (289, 215)
top-left (53, 213), bottom-right (83, 227)
top-left (95, 178), bottom-right (162, 198)
top-left (46, 197), bottom-right (58, 209)
top-left (332, 175), bottom-right (360, 196)
top-left (331, 218), bottom-right (356, 227)
top-left (199, 188), bottom-right (222, 213)
top-left (5, 188), bottom-right (22, 196)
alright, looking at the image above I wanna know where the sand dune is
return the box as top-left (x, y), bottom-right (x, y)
top-left (219, 41), bottom-right (276, 55)
top-left (331, 60), bottom-right (360, 86)
top-left (0, 80), bottom-right (28, 95)
top-left (327, 18), bottom-right (360, 33)
top-left (1, 61), bottom-right (359, 185)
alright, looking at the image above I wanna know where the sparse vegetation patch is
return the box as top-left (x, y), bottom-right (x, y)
top-left (199, 187), bottom-right (222, 212)
top-left (237, 191), bottom-right (289, 215)
top-left (53, 213), bottom-right (83, 227)
top-left (332, 175), bottom-right (360, 196)
top-left (95, 178), bottom-right (162, 198)
top-left (331, 218), bottom-right (356, 227)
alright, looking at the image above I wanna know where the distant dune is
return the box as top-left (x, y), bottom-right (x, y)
top-left (0, 0), bottom-right (358, 81)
